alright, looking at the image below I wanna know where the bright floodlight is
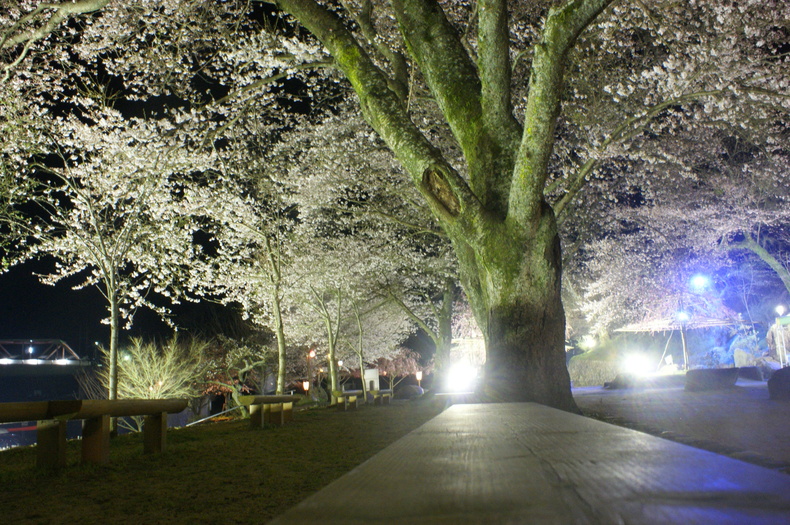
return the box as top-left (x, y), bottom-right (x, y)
top-left (690, 274), bottom-right (710, 291)
top-left (447, 363), bottom-right (477, 392)
top-left (622, 353), bottom-right (652, 376)
top-left (580, 335), bottom-right (596, 350)
top-left (676, 311), bottom-right (690, 323)
top-left (777, 305), bottom-right (787, 316)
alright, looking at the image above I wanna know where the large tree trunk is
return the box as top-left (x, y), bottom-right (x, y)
top-left (457, 203), bottom-right (576, 410)
top-left (434, 279), bottom-right (454, 373)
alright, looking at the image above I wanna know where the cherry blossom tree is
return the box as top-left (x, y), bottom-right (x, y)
top-left (345, 295), bottom-right (414, 397)
top-left (274, 104), bottom-right (459, 376)
top-left (191, 165), bottom-right (298, 395)
top-left (261, 0), bottom-right (788, 408)
top-left (202, 335), bottom-right (274, 412)
top-left (376, 348), bottom-right (424, 391)
top-left (573, 119), bottom-right (790, 335)
top-left (4, 0), bottom-right (788, 410)
top-left (15, 106), bottom-right (219, 401)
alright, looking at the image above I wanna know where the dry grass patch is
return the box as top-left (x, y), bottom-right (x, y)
top-left (0, 399), bottom-right (444, 524)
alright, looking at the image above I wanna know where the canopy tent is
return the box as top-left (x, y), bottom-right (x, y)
top-left (614, 293), bottom-right (747, 370)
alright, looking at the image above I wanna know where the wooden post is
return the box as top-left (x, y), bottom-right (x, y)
top-left (249, 403), bottom-right (264, 429)
top-left (283, 402), bottom-right (294, 423)
top-left (336, 396), bottom-right (346, 411)
top-left (143, 412), bottom-right (167, 454)
top-left (37, 419), bottom-right (67, 469)
top-left (82, 415), bottom-right (111, 464)
top-left (270, 403), bottom-right (285, 425)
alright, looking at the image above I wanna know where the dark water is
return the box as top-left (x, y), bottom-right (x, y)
top-left (0, 366), bottom-right (86, 449)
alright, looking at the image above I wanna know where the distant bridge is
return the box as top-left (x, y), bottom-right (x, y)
top-left (0, 339), bottom-right (83, 364)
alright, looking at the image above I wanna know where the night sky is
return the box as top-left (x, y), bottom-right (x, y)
top-left (0, 259), bottom-right (174, 358)
top-left (0, 262), bottom-right (106, 356)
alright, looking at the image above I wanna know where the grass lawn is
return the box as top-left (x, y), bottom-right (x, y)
top-left (0, 399), bottom-right (444, 524)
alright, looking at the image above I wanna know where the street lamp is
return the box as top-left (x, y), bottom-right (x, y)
top-left (302, 380), bottom-right (310, 393)
top-left (690, 274), bottom-right (710, 291)
top-left (675, 274), bottom-right (709, 371)
top-left (675, 310), bottom-right (691, 370)
top-left (416, 370), bottom-right (423, 388)
top-left (307, 348), bottom-right (316, 400)
top-left (776, 306), bottom-right (788, 367)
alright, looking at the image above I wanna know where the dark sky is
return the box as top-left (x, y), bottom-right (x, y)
top-left (0, 258), bottom-right (253, 359)
top-left (0, 260), bottom-right (180, 358)
top-left (0, 262), bottom-right (107, 357)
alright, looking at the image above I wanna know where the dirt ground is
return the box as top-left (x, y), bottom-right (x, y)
top-left (574, 376), bottom-right (790, 473)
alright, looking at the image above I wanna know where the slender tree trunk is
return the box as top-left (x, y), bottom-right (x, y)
top-left (326, 327), bottom-right (339, 402)
top-left (108, 293), bottom-right (119, 401)
top-left (352, 301), bottom-right (367, 399)
top-left (107, 288), bottom-right (120, 434)
top-left (434, 279), bottom-right (454, 373)
top-left (265, 236), bottom-right (288, 395)
top-left (272, 291), bottom-right (287, 395)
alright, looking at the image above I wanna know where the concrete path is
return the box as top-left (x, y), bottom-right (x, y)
top-left (574, 378), bottom-right (790, 471)
top-left (269, 403), bottom-right (790, 524)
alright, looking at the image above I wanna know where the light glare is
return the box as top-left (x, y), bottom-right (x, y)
top-left (690, 274), bottom-right (710, 290)
top-left (447, 363), bottom-right (477, 392)
top-left (622, 353), bottom-right (652, 376)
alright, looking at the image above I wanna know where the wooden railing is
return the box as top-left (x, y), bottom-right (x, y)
top-left (2, 390), bottom-right (392, 469)
top-left (0, 398), bottom-right (187, 468)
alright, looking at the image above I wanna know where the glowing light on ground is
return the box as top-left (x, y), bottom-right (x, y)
top-left (621, 353), bottom-right (653, 376)
top-left (447, 363), bottom-right (478, 392)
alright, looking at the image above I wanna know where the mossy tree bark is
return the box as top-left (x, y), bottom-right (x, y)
top-left (729, 235), bottom-right (790, 296)
top-left (277, 0), bottom-right (613, 411)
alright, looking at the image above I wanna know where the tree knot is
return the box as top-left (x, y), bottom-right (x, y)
top-left (422, 166), bottom-right (460, 217)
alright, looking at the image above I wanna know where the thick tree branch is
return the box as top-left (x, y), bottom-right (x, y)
top-left (387, 289), bottom-right (440, 346)
top-left (728, 235), bottom-right (790, 294)
top-left (276, 0), bottom-right (485, 239)
top-left (339, 0), bottom-right (409, 100)
top-left (477, 0), bottom-right (521, 154)
top-left (509, 0), bottom-right (614, 226)
top-left (389, 0), bottom-right (485, 170)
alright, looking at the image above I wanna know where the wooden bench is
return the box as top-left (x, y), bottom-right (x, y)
top-left (334, 390), bottom-right (362, 411)
top-left (370, 389), bottom-right (393, 405)
top-left (0, 398), bottom-right (187, 468)
top-left (269, 402), bottom-right (790, 523)
top-left (237, 395), bottom-right (301, 428)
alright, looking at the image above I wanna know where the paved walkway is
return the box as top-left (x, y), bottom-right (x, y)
top-left (270, 402), bottom-right (790, 524)
top-left (574, 377), bottom-right (790, 472)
